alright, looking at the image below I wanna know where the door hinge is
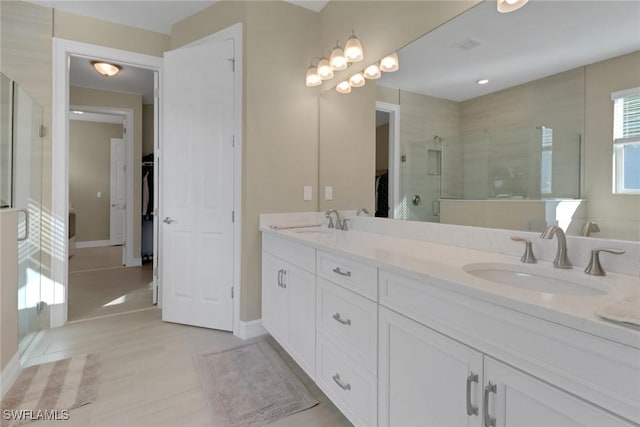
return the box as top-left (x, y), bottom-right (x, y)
top-left (232, 210), bottom-right (235, 223)
top-left (153, 267), bottom-right (157, 277)
top-left (38, 125), bottom-right (45, 138)
top-left (231, 287), bottom-right (234, 298)
top-left (154, 88), bottom-right (159, 98)
top-left (228, 58), bottom-right (235, 72)
top-left (232, 135), bottom-right (235, 147)
top-left (123, 127), bottom-right (126, 135)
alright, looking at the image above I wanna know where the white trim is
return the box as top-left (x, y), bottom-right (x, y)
top-left (235, 319), bottom-right (267, 340)
top-left (52, 38), bottom-right (163, 328)
top-left (0, 352), bottom-right (21, 399)
top-left (611, 86), bottom-right (640, 100)
top-left (69, 111), bottom-right (124, 124)
top-left (75, 240), bottom-right (113, 249)
top-left (376, 101), bottom-right (400, 218)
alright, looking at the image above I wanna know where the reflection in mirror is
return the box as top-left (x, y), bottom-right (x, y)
top-left (1, 73), bottom-right (12, 208)
top-left (363, 1), bottom-right (640, 240)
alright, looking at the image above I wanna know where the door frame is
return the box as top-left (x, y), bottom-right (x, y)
top-left (376, 101), bottom-right (400, 218)
top-left (52, 39), bottom-right (162, 327)
top-left (69, 106), bottom-right (132, 258)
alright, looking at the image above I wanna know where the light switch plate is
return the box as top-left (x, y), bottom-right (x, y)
top-left (303, 186), bottom-right (312, 201)
top-left (97, 192), bottom-right (102, 198)
top-left (325, 186), bottom-right (333, 200)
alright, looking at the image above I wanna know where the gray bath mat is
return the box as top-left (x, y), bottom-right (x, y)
top-left (1, 353), bottom-right (101, 427)
top-left (193, 341), bottom-right (318, 426)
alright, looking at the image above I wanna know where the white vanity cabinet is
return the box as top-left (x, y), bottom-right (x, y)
top-left (262, 234), bottom-right (316, 379)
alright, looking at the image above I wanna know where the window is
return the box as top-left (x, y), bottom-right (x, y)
top-left (612, 88), bottom-right (640, 194)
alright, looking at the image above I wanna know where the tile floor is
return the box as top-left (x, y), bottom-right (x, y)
top-left (68, 247), bottom-right (154, 322)
top-left (25, 309), bottom-right (351, 427)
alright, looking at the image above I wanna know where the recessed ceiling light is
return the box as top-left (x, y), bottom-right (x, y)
top-left (477, 79), bottom-right (489, 85)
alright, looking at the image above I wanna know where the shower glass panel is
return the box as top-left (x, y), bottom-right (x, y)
top-left (1, 73), bottom-right (12, 208)
top-left (13, 84), bottom-right (47, 353)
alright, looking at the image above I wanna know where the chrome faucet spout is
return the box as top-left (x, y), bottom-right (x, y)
top-left (540, 225), bottom-right (572, 269)
top-left (324, 209), bottom-right (343, 230)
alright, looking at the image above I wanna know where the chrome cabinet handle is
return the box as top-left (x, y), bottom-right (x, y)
top-left (466, 372), bottom-right (479, 416)
top-left (277, 269), bottom-right (282, 287)
top-left (278, 270), bottom-right (287, 288)
top-left (483, 382), bottom-right (497, 427)
top-left (332, 373), bottom-right (351, 391)
top-left (332, 267), bottom-right (351, 277)
top-left (17, 209), bottom-right (29, 242)
top-left (332, 313), bottom-right (352, 326)
top-left (163, 217), bottom-right (175, 224)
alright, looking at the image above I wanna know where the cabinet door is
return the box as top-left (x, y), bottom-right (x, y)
top-left (483, 357), bottom-right (634, 427)
top-left (287, 263), bottom-right (316, 379)
top-left (379, 307), bottom-right (483, 427)
top-left (262, 252), bottom-right (288, 346)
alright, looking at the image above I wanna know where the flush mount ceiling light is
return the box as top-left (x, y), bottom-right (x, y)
top-left (317, 58), bottom-right (334, 80)
top-left (477, 79), bottom-right (489, 85)
top-left (364, 63), bottom-right (381, 80)
top-left (380, 52), bottom-right (399, 72)
top-left (92, 61), bottom-right (121, 77)
top-left (336, 81), bottom-right (352, 94)
top-left (349, 73), bottom-right (366, 88)
top-left (497, 0), bottom-right (529, 13)
top-left (344, 31), bottom-right (364, 63)
top-left (329, 42), bottom-right (348, 71)
top-left (305, 65), bottom-right (322, 87)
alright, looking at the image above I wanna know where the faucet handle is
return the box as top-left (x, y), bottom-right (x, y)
top-left (585, 248), bottom-right (625, 276)
top-left (326, 214), bottom-right (335, 229)
top-left (342, 218), bottom-right (351, 231)
top-left (511, 237), bottom-right (537, 264)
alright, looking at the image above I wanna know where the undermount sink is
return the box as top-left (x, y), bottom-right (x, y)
top-left (463, 262), bottom-right (610, 296)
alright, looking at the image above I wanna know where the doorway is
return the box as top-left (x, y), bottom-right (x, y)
top-left (375, 101), bottom-right (400, 219)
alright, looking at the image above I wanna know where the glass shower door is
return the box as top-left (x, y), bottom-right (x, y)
top-left (13, 84), bottom-right (47, 353)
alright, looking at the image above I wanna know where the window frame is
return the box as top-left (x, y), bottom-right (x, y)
top-left (611, 87), bottom-right (640, 195)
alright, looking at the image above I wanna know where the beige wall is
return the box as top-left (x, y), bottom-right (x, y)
top-left (53, 10), bottom-right (169, 57)
top-left (0, 210), bottom-right (18, 372)
top-left (584, 51), bottom-right (640, 241)
top-left (142, 105), bottom-right (154, 156)
top-left (69, 121), bottom-right (123, 242)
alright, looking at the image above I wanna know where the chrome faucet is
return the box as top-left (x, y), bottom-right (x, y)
top-left (325, 209), bottom-right (343, 230)
top-left (356, 208), bottom-right (370, 216)
top-left (540, 225), bottom-right (572, 269)
top-left (580, 221), bottom-right (600, 237)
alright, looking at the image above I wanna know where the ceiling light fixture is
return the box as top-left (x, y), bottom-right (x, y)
top-left (329, 42), bottom-right (348, 71)
top-left (344, 31), bottom-right (364, 63)
top-left (349, 73), bottom-right (366, 88)
top-left (305, 64), bottom-right (322, 87)
top-left (497, 0), bottom-right (529, 13)
top-left (336, 81), bottom-right (352, 94)
top-left (477, 79), bottom-right (489, 85)
top-left (364, 64), bottom-right (381, 80)
top-left (380, 52), bottom-right (399, 72)
top-left (317, 58), bottom-right (334, 80)
top-left (92, 61), bottom-right (121, 77)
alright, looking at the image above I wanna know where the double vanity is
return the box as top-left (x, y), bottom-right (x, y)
top-left (260, 212), bottom-right (640, 426)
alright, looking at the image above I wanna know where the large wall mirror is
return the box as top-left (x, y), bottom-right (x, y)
top-left (319, 0), bottom-right (640, 241)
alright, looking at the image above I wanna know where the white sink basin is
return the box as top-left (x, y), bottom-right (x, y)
top-left (463, 263), bottom-right (610, 296)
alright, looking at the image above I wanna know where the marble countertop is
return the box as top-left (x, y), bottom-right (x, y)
top-left (260, 225), bottom-right (640, 349)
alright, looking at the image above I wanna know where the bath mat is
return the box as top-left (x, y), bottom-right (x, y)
top-left (194, 340), bottom-right (318, 426)
top-left (1, 353), bottom-right (101, 427)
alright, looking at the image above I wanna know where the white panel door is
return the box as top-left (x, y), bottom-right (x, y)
top-left (161, 37), bottom-right (235, 331)
top-left (110, 137), bottom-right (126, 246)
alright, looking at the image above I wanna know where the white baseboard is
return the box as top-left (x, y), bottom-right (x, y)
top-left (128, 257), bottom-right (142, 267)
top-left (235, 319), bottom-right (267, 340)
top-left (0, 352), bottom-right (21, 399)
top-left (76, 240), bottom-right (112, 249)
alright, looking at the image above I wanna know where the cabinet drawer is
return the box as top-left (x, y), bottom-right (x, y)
top-left (317, 250), bottom-right (377, 301)
top-left (317, 278), bottom-right (377, 373)
top-left (263, 233), bottom-right (315, 273)
top-left (316, 333), bottom-right (377, 427)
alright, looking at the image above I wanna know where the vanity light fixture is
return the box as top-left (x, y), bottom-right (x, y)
top-left (317, 58), bottom-right (334, 80)
top-left (329, 42), bottom-right (348, 71)
top-left (305, 65), bottom-right (322, 87)
top-left (477, 79), bottom-right (489, 85)
top-left (349, 72), bottom-right (366, 88)
top-left (364, 63), bottom-right (381, 79)
top-left (336, 81), bottom-right (352, 94)
top-left (380, 52), bottom-right (399, 72)
top-left (92, 61), bottom-right (121, 77)
top-left (497, 0), bottom-right (529, 13)
top-left (344, 31), bottom-right (364, 63)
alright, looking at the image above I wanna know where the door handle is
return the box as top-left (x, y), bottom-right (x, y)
top-left (111, 203), bottom-right (125, 208)
top-left (163, 217), bottom-right (175, 224)
top-left (466, 372), bottom-right (479, 416)
top-left (483, 381), bottom-right (497, 427)
top-left (17, 209), bottom-right (29, 242)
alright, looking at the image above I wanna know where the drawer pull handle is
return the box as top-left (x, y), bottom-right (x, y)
top-left (332, 267), bottom-right (351, 277)
top-left (332, 313), bottom-right (352, 326)
top-left (277, 269), bottom-right (287, 288)
top-left (332, 373), bottom-right (351, 391)
top-left (483, 382), bottom-right (497, 427)
top-left (466, 372), bottom-right (479, 416)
